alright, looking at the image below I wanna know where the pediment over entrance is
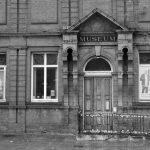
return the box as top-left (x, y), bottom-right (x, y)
top-left (66, 8), bottom-right (128, 32)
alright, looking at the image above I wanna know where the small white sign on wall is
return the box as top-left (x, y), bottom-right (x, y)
top-left (105, 101), bottom-right (109, 110)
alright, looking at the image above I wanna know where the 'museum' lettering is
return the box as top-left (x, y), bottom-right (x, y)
top-left (79, 35), bottom-right (117, 42)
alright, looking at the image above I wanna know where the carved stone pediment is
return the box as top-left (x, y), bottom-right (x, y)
top-left (76, 13), bottom-right (121, 32)
top-left (66, 8), bottom-right (128, 33)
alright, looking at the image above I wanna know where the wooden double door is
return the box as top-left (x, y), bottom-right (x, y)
top-left (84, 77), bottom-right (112, 130)
top-left (84, 77), bottom-right (112, 114)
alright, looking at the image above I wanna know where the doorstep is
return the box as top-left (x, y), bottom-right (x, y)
top-left (76, 134), bottom-right (148, 141)
top-left (76, 134), bottom-right (110, 141)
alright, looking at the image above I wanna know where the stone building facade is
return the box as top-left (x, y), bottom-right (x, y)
top-left (0, 0), bottom-right (150, 134)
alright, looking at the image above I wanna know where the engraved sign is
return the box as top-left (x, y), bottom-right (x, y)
top-left (79, 34), bottom-right (117, 42)
top-left (31, 0), bottom-right (58, 23)
top-left (0, 0), bottom-right (6, 24)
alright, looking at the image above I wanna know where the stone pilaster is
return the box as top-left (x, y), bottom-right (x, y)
top-left (62, 32), bottom-right (78, 107)
top-left (72, 51), bottom-right (78, 106)
top-left (8, 47), bottom-right (26, 133)
top-left (18, 48), bottom-right (26, 106)
top-left (62, 52), bottom-right (69, 106)
top-left (117, 31), bottom-right (134, 111)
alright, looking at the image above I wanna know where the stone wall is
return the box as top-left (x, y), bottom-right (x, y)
top-left (0, 0), bottom-right (150, 134)
top-left (0, 0), bottom-right (150, 32)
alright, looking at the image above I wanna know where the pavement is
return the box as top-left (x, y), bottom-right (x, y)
top-left (0, 133), bottom-right (150, 150)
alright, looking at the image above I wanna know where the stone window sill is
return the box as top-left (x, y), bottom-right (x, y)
top-left (26, 102), bottom-right (66, 109)
top-left (132, 102), bottom-right (150, 109)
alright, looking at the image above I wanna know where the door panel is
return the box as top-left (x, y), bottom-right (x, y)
top-left (104, 78), bottom-right (111, 111)
top-left (84, 78), bottom-right (93, 112)
top-left (94, 78), bottom-right (103, 111)
top-left (84, 77), bottom-right (112, 113)
top-left (84, 77), bottom-right (112, 130)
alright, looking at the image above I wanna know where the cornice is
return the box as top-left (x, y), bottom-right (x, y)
top-left (134, 31), bottom-right (150, 35)
top-left (0, 32), bottom-right (62, 37)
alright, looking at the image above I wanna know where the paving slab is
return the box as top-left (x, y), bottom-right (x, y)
top-left (0, 134), bottom-right (150, 150)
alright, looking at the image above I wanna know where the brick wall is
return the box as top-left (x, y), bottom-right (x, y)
top-left (70, 0), bottom-right (79, 24)
top-left (0, 0), bottom-right (150, 32)
top-left (18, 49), bottom-right (26, 105)
top-left (116, 0), bottom-right (125, 25)
top-left (9, 49), bottom-right (17, 105)
top-left (19, 0), bottom-right (27, 32)
top-left (8, 0), bottom-right (18, 32)
top-left (61, 0), bottom-right (69, 27)
top-left (0, 0), bottom-right (150, 134)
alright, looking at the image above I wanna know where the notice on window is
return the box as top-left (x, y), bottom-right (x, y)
top-left (51, 90), bottom-right (55, 97)
top-left (139, 65), bottom-right (150, 100)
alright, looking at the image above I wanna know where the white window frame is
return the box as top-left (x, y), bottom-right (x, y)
top-left (139, 53), bottom-right (150, 102)
top-left (0, 66), bottom-right (6, 102)
top-left (139, 64), bottom-right (150, 102)
top-left (31, 53), bottom-right (58, 102)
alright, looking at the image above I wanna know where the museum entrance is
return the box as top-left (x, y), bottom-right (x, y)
top-left (84, 77), bottom-right (112, 113)
top-left (83, 57), bottom-right (112, 130)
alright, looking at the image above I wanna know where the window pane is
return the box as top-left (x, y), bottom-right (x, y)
top-left (0, 70), bottom-right (4, 99)
top-left (0, 54), bottom-right (6, 65)
top-left (140, 53), bottom-right (150, 64)
top-left (85, 58), bottom-right (111, 71)
top-left (33, 54), bottom-right (44, 65)
top-left (47, 54), bottom-right (57, 65)
top-left (47, 68), bottom-right (57, 99)
top-left (33, 68), bottom-right (44, 99)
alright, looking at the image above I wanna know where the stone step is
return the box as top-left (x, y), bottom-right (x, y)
top-left (76, 134), bottom-right (109, 141)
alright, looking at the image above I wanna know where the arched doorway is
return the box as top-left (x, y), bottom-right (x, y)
top-left (84, 57), bottom-right (113, 114)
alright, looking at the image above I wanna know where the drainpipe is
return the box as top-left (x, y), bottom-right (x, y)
top-left (16, 49), bottom-right (19, 123)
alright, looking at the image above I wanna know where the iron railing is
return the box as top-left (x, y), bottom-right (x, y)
top-left (79, 112), bottom-right (150, 136)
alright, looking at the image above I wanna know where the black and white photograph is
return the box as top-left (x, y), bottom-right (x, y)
top-left (0, 0), bottom-right (150, 149)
